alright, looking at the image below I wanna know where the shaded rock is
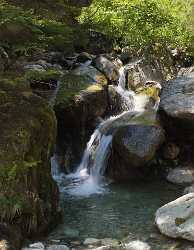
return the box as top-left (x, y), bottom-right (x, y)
top-left (72, 65), bottom-right (107, 86)
top-left (94, 55), bottom-right (119, 82)
top-left (54, 70), bottom-right (108, 172)
top-left (0, 81), bottom-right (59, 237)
top-left (184, 185), bottom-right (194, 195)
top-left (155, 193), bottom-right (194, 241)
top-left (0, 47), bottom-right (9, 72)
top-left (125, 240), bottom-right (151, 250)
top-left (162, 143), bottom-right (180, 160)
top-left (167, 167), bottom-right (194, 185)
top-left (107, 123), bottom-right (165, 180)
top-left (0, 224), bottom-right (22, 250)
top-left (76, 52), bottom-right (94, 64)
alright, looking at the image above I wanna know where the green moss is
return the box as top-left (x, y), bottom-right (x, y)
top-left (135, 85), bottom-right (160, 102)
top-left (55, 73), bottom-right (91, 105)
top-left (175, 217), bottom-right (186, 226)
top-left (25, 69), bottom-right (62, 82)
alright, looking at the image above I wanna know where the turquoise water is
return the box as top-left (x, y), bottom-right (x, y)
top-left (47, 180), bottom-right (191, 249)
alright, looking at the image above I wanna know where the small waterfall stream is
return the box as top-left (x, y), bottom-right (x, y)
top-left (51, 63), bottom-right (153, 197)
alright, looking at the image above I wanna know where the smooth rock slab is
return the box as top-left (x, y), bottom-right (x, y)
top-left (167, 167), bottom-right (194, 185)
top-left (155, 193), bottom-right (194, 241)
top-left (125, 240), bottom-right (151, 250)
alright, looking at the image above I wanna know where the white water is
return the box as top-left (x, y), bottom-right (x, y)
top-left (51, 63), bottom-right (155, 197)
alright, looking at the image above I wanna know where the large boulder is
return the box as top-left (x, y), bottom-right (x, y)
top-left (0, 80), bottom-right (59, 238)
top-left (155, 193), bottom-right (194, 241)
top-left (107, 122), bottom-right (165, 180)
top-left (159, 72), bottom-right (194, 143)
top-left (54, 66), bottom-right (108, 172)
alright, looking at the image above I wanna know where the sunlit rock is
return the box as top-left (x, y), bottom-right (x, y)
top-left (125, 240), bottom-right (151, 250)
top-left (155, 193), bottom-right (194, 241)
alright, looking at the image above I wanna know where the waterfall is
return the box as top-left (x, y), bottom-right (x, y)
top-left (52, 62), bottom-right (156, 197)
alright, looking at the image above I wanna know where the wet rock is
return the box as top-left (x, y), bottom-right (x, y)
top-left (125, 240), bottom-right (151, 250)
top-left (54, 70), bottom-right (108, 172)
top-left (184, 185), bottom-right (194, 194)
top-left (108, 85), bottom-right (134, 115)
top-left (46, 245), bottom-right (69, 250)
top-left (108, 123), bottom-right (165, 180)
top-left (155, 193), bottom-right (194, 241)
top-left (94, 55), bottom-right (119, 82)
top-left (167, 167), bottom-right (194, 185)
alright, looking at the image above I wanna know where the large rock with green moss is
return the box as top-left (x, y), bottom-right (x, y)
top-left (54, 67), bottom-right (108, 172)
top-left (0, 80), bottom-right (59, 241)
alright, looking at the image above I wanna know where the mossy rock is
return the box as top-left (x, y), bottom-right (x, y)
top-left (0, 81), bottom-right (59, 236)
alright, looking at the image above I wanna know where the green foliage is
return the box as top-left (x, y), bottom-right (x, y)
top-left (0, 0), bottom-right (84, 56)
top-left (79, 0), bottom-right (194, 52)
top-left (25, 69), bottom-right (62, 83)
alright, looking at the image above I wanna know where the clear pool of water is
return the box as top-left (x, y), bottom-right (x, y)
top-left (47, 180), bottom-right (193, 249)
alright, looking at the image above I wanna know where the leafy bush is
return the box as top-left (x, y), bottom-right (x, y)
top-left (79, 0), bottom-right (194, 52)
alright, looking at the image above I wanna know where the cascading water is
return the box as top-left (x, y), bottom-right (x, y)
top-left (51, 62), bottom-right (155, 197)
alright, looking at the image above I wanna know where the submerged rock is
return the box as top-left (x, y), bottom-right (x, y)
top-left (125, 240), bottom-right (151, 250)
top-left (155, 193), bottom-right (194, 241)
top-left (167, 167), bottom-right (194, 185)
top-left (108, 123), bottom-right (165, 180)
